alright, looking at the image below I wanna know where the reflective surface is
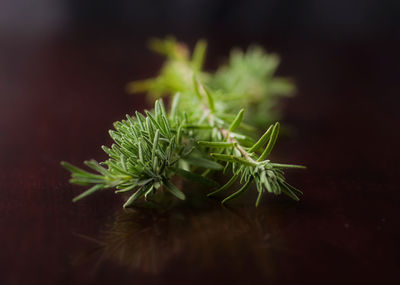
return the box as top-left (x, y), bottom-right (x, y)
top-left (75, 193), bottom-right (281, 276)
top-left (1, 35), bottom-right (399, 284)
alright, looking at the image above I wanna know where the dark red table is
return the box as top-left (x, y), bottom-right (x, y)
top-left (0, 34), bottom-right (399, 284)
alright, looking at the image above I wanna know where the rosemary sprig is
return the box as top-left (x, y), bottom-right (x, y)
top-left (62, 38), bottom-right (305, 208)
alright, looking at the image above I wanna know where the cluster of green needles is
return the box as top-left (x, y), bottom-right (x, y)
top-left (61, 37), bottom-right (305, 208)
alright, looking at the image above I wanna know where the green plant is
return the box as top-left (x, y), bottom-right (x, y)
top-left (61, 38), bottom-right (305, 208)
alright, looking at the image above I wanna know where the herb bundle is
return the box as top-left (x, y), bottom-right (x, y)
top-left (62, 37), bottom-right (305, 208)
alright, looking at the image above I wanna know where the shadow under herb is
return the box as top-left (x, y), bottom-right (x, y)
top-left (74, 188), bottom-right (295, 282)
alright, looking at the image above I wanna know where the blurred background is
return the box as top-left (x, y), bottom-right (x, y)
top-left (1, 0), bottom-right (399, 39)
top-left (0, 1), bottom-right (399, 284)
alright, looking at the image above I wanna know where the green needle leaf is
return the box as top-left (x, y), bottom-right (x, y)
top-left (207, 173), bottom-right (239, 197)
top-left (72, 184), bottom-right (103, 202)
top-left (255, 187), bottom-right (263, 207)
top-left (258, 122), bottom-right (280, 161)
top-left (138, 142), bottom-right (144, 163)
top-left (281, 180), bottom-right (303, 195)
top-left (183, 124), bottom-right (213, 129)
top-left (270, 163), bottom-right (307, 169)
top-left (192, 75), bottom-right (202, 100)
top-left (164, 181), bottom-right (186, 200)
top-left (192, 39), bottom-right (207, 71)
top-left (263, 174), bottom-right (273, 193)
top-left (61, 161), bottom-right (101, 178)
top-left (170, 93), bottom-right (181, 119)
top-left (203, 86), bottom-right (215, 113)
top-left (279, 181), bottom-right (300, 201)
top-left (144, 186), bottom-right (155, 200)
top-left (123, 185), bottom-right (152, 208)
top-left (228, 109), bottom-right (244, 132)
top-left (249, 124), bottom-right (273, 152)
top-left (84, 160), bottom-right (110, 176)
top-left (115, 184), bottom-right (137, 193)
top-left (152, 129), bottom-right (160, 161)
top-left (221, 179), bottom-right (253, 204)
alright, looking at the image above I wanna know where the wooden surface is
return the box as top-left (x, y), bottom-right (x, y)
top-left (0, 35), bottom-right (399, 284)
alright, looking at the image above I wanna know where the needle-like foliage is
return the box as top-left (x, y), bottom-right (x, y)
top-left (62, 38), bottom-right (305, 208)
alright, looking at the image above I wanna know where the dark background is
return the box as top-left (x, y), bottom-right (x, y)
top-left (0, 1), bottom-right (399, 284)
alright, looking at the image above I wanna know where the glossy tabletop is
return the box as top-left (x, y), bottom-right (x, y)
top-left (0, 35), bottom-right (399, 284)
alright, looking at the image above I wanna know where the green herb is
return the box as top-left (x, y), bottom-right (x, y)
top-left (62, 37), bottom-right (305, 208)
